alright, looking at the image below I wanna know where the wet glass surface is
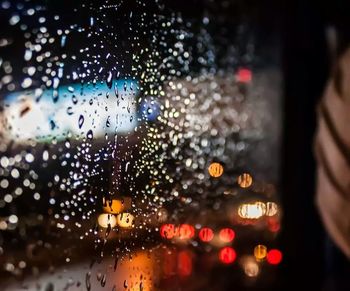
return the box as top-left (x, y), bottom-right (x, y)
top-left (0, 0), bottom-right (282, 290)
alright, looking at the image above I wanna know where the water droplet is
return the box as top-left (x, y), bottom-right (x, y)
top-left (25, 153), bottom-right (34, 163)
top-left (114, 83), bottom-right (119, 98)
top-left (88, 257), bottom-right (95, 269)
top-left (72, 95), bottom-right (78, 104)
top-left (97, 272), bottom-right (102, 281)
top-left (42, 150), bottom-right (49, 161)
top-left (85, 272), bottom-right (91, 291)
top-left (78, 115), bottom-right (84, 129)
top-left (105, 223), bottom-right (111, 238)
top-left (44, 282), bottom-right (54, 291)
top-left (123, 280), bottom-right (128, 289)
top-left (86, 130), bottom-right (93, 140)
top-left (24, 49), bottom-right (33, 62)
top-left (50, 120), bottom-right (56, 130)
top-left (106, 71), bottom-right (113, 89)
top-left (101, 274), bottom-right (106, 287)
top-left (60, 35), bottom-right (66, 47)
top-left (113, 257), bottom-right (118, 271)
top-left (52, 90), bottom-right (59, 103)
top-left (9, 15), bottom-right (20, 26)
top-left (66, 106), bottom-right (74, 115)
top-left (21, 77), bottom-right (32, 88)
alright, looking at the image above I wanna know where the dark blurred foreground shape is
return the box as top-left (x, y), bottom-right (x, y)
top-left (281, 1), bottom-right (350, 290)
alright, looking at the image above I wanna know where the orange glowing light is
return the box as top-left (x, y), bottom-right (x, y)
top-left (178, 224), bottom-right (195, 240)
top-left (219, 247), bottom-right (236, 264)
top-left (237, 173), bottom-right (253, 188)
top-left (266, 249), bottom-right (282, 265)
top-left (208, 162), bottom-right (224, 178)
top-left (199, 227), bottom-right (214, 242)
top-left (103, 199), bottom-right (124, 214)
top-left (254, 245), bottom-right (267, 261)
top-left (160, 224), bottom-right (176, 239)
top-left (219, 228), bottom-right (235, 243)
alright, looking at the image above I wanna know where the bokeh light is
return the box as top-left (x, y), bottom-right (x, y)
top-left (160, 224), bottom-right (176, 239)
top-left (254, 245), bottom-right (267, 261)
top-left (266, 249), bottom-right (282, 265)
top-left (243, 257), bottom-right (259, 277)
top-left (178, 224), bottom-right (195, 240)
top-left (219, 228), bottom-right (235, 243)
top-left (103, 199), bottom-right (125, 214)
top-left (116, 213), bottom-right (135, 229)
top-left (238, 202), bottom-right (265, 219)
top-left (208, 162), bottom-right (224, 178)
top-left (97, 213), bottom-right (117, 228)
top-left (199, 227), bottom-right (214, 242)
top-left (219, 247), bottom-right (236, 264)
top-left (236, 68), bottom-right (252, 83)
top-left (237, 173), bottom-right (253, 188)
top-left (265, 202), bottom-right (278, 217)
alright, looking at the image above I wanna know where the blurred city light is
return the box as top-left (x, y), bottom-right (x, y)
top-left (219, 228), bottom-right (235, 243)
top-left (219, 247), bottom-right (237, 264)
top-left (199, 227), bottom-right (214, 242)
top-left (103, 198), bottom-right (129, 214)
top-left (116, 213), bottom-right (135, 229)
top-left (236, 68), bottom-right (252, 83)
top-left (242, 256), bottom-right (260, 277)
top-left (160, 224), bottom-right (176, 239)
top-left (178, 224), bottom-right (195, 240)
top-left (208, 162), bottom-right (224, 178)
top-left (265, 202), bottom-right (278, 217)
top-left (266, 249), bottom-right (283, 265)
top-left (238, 202), bottom-right (265, 219)
top-left (254, 244), bottom-right (267, 261)
top-left (97, 213), bottom-right (117, 228)
top-left (237, 173), bottom-right (253, 188)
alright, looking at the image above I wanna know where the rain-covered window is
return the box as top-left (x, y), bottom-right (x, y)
top-left (0, 0), bottom-right (281, 290)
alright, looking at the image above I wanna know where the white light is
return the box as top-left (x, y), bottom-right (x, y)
top-left (0, 179), bottom-right (9, 189)
top-left (0, 157), bottom-right (9, 168)
top-left (4, 194), bottom-right (12, 203)
top-left (98, 213), bottom-right (117, 228)
top-left (8, 215), bottom-right (18, 224)
top-left (25, 153), bottom-right (34, 163)
top-left (238, 202), bottom-right (265, 219)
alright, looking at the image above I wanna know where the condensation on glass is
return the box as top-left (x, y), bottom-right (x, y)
top-left (0, 0), bottom-right (282, 290)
